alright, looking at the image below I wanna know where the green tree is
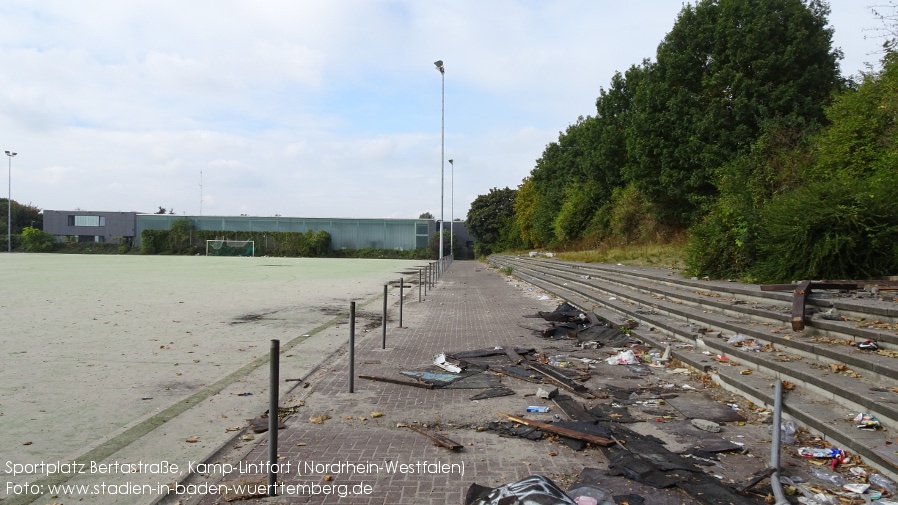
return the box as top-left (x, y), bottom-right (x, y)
top-left (466, 187), bottom-right (518, 256)
top-left (418, 212), bottom-right (434, 219)
top-left (625, 0), bottom-right (842, 226)
top-left (169, 217), bottom-right (195, 254)
top-left (1, 199), bottom-right (42, 237)
top-left (21, 226), bottom-right (55, 252)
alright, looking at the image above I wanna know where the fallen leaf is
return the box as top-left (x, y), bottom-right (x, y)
top-left (242, 434), bottom-right (255, 441)
top-left (371, 411), bottom-right (384, 418)
top-left (22, 441), bottom-right (32, 446)
top-left (309, 414), bottom-right (331, 424)
top-left (226, 426), bottom-right (241, 432)
top-left (296, 442), bottom-right (307, 446)
top-left (323, 475), bottom-right (332, 481)
top-left (186, 437), bottom-right (199, 443)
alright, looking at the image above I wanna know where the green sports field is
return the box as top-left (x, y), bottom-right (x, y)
top-left (0, 254), bottom-right (425, 504)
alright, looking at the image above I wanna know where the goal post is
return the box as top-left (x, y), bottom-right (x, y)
top-left (205, 239), bottom-right (255, 257)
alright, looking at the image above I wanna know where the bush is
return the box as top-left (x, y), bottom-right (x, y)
top-left (751, 173), bottom-right (898, 282)
top-left (21, 227), bottom-right (56, 252)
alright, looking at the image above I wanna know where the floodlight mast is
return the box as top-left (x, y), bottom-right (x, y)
top-left (5, 150), bottom-right (16, 253)
top-left (448, 159), bottom-right (454, 260)
top-left (434, 60), bottom-right (445, 268)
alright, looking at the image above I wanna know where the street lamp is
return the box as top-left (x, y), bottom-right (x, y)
top-left (434, 60), bottom-right (445, 264)
top-left (5, 150), bottom-right (16, 253)
top-left (448, 159), bottom-right (454, 260)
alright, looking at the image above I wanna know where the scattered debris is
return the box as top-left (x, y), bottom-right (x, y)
top-left (469, 387), bottom-right (515, 400)
top-left (309, 414), bottom-right (331, 424)
top-left (496, 411), bottom-right (614, 446)
top-left (407, 425), bottom-right (463, 451)
top-left (854, 412), bottom-right (881, 429)
top-left (690, 418), bottom-right (721, 433)
top-left (433, 352), bottom-right (464, 373)
top-left (465, 474), bottom-right (576, 505)
top-left (358, 374), bottom-right (436, 389)
top-left (248, 416), bottom-right (286, 433)
top-left (857, 340), bottom-right (879, 351)
top-left (536, 386), bottom-right (559, 399)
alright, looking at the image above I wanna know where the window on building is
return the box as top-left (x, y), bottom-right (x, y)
top-left (70, 215), bottom-right (106, 227)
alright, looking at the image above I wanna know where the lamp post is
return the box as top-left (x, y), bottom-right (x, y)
top-left (5, 150), bottom-right (16, 253)
top-left (448, 159), bottom-right (453, 261)
top-left (434, 60), bottom-right (445, 265)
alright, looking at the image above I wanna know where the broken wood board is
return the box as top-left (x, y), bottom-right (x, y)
top-left (490, 365), bottom-right (543, 383)
top-left (469, 387), bottom-right (515, 400)
top-left (529, 363), bottom-right (595, 399)
top-left (503, 346), bottom-right (524, 365)
top-left (664, 394), bottom-right (746, 422)
top-left (496, 411), bottom-right (614, 446)
top-left (407, 425), bottom-right (463, 451)
top-left (358, 374), bottom-right (435, 389)
top-left (552, 394), bottom-right (597, 422)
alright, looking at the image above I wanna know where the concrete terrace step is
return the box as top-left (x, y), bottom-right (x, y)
top-left (490, 254), bottom-right (898, 481)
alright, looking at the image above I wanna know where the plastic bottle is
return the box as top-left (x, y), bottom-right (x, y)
top-left (810, 467), bottom-right (847, 487)
top-left (870, 473), bottom-right (896, 495)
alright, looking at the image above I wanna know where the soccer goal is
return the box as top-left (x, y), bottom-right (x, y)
top-left (205, 239), bottom-right (255, 257)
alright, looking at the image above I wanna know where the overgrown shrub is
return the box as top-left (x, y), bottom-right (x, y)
top-left (751, 173), bottom-right (898, 283)
top-left (21, 227), bottom-right (56, 252)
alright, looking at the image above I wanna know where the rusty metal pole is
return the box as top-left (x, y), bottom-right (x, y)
top-left (399, 278), bottom-right (404, 328)
top-left (267, 339), bottom-right (279, 495)
top-left (349, 302), bottom-right (355, 393)
top-left (382, 284), bottom-right (387, 349)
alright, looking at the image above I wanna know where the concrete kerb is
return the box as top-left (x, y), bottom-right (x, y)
top-left (153, 272), bottom-right (425, 505)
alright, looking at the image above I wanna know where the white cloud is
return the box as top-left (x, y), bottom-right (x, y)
top-left (0, 0), bottom-right (884, 219)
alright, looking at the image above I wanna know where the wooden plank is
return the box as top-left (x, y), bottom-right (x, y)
top-left (529, 363), bottom-right (595, 399)
top-left (503, 346), bottom-right (524, 365)
top-left (737, 466), bottom-right (776, 494)
top-left (358, 374), bottom-right (434, 389)
top-left (496, 411), bottom-right (614, 446)
top-left (407, 425), bottom-right (463, 451)
top-left (552, 395), bottom-right (596, 422)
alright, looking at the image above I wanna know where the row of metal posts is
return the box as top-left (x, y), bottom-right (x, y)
top-left (266, 255), bottom-right (452, 495)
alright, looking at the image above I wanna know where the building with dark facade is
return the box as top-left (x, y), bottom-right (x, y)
top-left (42, 210), bottom-right (474, 257)
top-left (43, 210), bottom-right (140, 245)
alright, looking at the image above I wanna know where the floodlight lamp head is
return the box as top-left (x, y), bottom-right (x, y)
top-left (434, 60), bottom-right (444, 73)
top-left (448, 159), bottom-right (453, 165)
top-left (5, 151), bottom-right (16, 157)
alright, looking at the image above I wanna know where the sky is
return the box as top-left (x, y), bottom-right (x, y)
top-left (0, 1), bottom-right (889, 221)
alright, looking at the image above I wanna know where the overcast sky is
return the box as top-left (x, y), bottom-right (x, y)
top-left (0, 1), bottom-right (887, 221)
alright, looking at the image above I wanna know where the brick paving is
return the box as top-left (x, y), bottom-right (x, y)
top-left (192, 261), bottom-right (771, 505)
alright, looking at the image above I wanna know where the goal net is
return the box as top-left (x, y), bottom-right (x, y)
top-left (206, 240), bottom-right (255, 257)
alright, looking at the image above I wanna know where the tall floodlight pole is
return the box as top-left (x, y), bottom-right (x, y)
top-left (5, 151), bottom-right (16, 253)
top-left (434, 60), bottom-right (445, 264)
top-left (448, 159), bottom-right (454, 260)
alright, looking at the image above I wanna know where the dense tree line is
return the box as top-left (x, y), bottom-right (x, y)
top-left (467, 0), bottom-right (898, 282)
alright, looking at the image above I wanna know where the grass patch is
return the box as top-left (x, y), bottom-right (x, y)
top-left (557, 240), bottom-right (687, 270)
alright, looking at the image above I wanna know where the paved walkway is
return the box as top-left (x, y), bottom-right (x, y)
top-left (189, 260), bottom-right (764, 505)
